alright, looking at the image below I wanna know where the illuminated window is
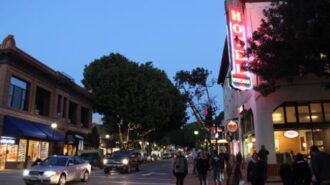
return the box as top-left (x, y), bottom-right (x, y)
top-left (298, 105), bottom-right (310, 123)
top-left (8, 76), bottom-right (29, 110)
top-left (310, 103), bottom-right (323, 122)
top-left (272, 107), bottom-right (284, 124)
top-left (286, 106), bottom-right (297, 123)
top-left (324, 103), bottom-right (330, 121)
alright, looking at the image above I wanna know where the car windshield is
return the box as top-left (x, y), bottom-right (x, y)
top-left (109, 151), bottom-right (131, 159)
top-left (41, 157), bottom-right (68, 166)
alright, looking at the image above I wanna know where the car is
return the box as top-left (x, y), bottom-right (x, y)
top-left (103, 151), bottom-right (140, 174)
top-left (22, 155), bottom-right (91, 185)
top-left (79, 151), bottom-right (103, 169)
top-left (162, 152), bottom-right (172, 159)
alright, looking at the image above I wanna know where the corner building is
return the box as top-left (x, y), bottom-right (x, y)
top-left (218, 0), bottom-right (330, 175)
top-left (0, 35), bottom-right (93, 169)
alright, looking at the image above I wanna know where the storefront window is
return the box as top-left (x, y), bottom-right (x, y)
top-left (28, 140), bottom-right (49, 161)
top-left (18, 139), bottom-right (27, 162)
top-left (286, 106), bottom-right (297, 123)
top-left (324, 102), bottom-right (330, 121)
top-left (311, 103), bottom-right (323, 122)
top-left (298, 105), bottom-right (310, 123)
top-left (6, 145), bottom-right (18, 162)
top-left (273, 107), bottom-right (285, 124)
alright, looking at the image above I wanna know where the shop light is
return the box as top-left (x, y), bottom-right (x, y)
top-left (302, 142), bottom-right (307, 148)
top-left (218, 139), bottom-right (228, 144)
top-left (251, 138), bottom-right (256, 142)
top-left (247, 142), bottom-right (253, 148)
top-left (284, 130), bottom-right (299, 138)
top-left (311, 115), bottom-right (319, 120)
top-left (272, 113), bottom-right (283, 122)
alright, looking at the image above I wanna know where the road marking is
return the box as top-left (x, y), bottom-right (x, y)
top-left (141, 172), bottom-right (154, 176)
top-left (96, 180), bottom-right (173, 185)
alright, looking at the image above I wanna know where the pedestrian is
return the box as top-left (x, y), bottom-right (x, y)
top-left (279, 152), bottom-right (293, 185)
top-left (173, 150), bottom-right (188, 185)
top-left (218, 149), bottom-right (226, 181)
top-left (310, 145), bottom-right (330, 185)
top-left (236, 152), bottom-right (243, 180)
top-left (192, 149), bottom-right (199, 175)
top-left (211, 150), bottom-right (222, 185)
top-left (258, 145), bottom-right (269, 163)
top-left (292, 153), bottom-right (311, 185)
top-left (197, 151), bottom-right (210, 185)
top-left (228, 154), bottom-right (240, 185)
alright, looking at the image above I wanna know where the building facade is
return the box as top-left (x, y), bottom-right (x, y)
top-left (218, 0), bottom-right (330, 175)
top-left (0, 35), bottom-right (94, 169)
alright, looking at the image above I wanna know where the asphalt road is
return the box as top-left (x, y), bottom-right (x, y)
top-left (0, 159), bottom-right (176, 185)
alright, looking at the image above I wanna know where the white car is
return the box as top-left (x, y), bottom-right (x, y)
top-left (22, 155), bottom-right (91, 185)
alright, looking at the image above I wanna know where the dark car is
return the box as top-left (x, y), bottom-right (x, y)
top-left (103, 151), bottom-right (140, 174)
top-left (80, 152), bottom-right (103, 169)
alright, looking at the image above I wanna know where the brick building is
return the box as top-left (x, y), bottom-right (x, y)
top-left (0, 35), bottom-right (94, 169)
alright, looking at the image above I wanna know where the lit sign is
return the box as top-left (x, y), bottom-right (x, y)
top-left (0, 137), bottom-right (16, 144)
top-left (228, 5), bottom-right (252, 90)
top-left (284, 130), bottom-right (299, 138)
top-left (227, 120), bottom-right (238, 133)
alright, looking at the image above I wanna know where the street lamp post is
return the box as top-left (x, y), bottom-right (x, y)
top-left (105, 134), bottom-right (110, 154)
top-left (50, 123), bottom-right (58, 155)
top-left (194, 130), bottom-right (199, 148)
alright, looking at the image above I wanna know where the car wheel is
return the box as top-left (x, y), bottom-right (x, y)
top-left (25, 183), bottom-right (33, 185)
top-left (58, 174), bottom-right (66, 185)
top-left (104, 168), bottom-right (109, 174)
top-left (81, 170), bottom-right (89, 182)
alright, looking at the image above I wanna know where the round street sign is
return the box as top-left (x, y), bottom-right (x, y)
top-left (227, 120), bottom-right (238, 133)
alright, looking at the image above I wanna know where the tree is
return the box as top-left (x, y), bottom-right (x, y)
top-left (246, 0), bottom-right (330, 96)
top-left (82, 53), bottom-right (186, 146)
top-left (85, 126), bottom-right (100, 149)
top-left (174, 67), bottom-right (218, 129)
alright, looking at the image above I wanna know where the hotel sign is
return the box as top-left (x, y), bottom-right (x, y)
top-left (228, 5), bottom-right (253, 90)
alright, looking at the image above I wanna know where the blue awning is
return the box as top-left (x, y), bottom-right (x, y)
top-left (2, 116), bottom-right (64, 141)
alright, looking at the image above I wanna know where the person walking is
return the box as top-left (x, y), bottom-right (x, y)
top-left (218, 149), bottom-right (226, 181)
top-left (173, 150), bottom-right (188, 185)
top-left (310, 145), bottom-right (330, 185)
top-left (279, 152), bottom-right (293, 185)
top-left (211, 150), bottom-right (222, 185)
top-left (292, 153), bottom-right (311, 185)
top-left (247, 153), bottom-right (261, 185)
top-left (197, 151), bottom-right (210, 185)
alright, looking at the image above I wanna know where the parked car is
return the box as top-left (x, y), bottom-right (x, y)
top-left (162, 152), bottom-right (172, 159)
top-left (79, 151), bottom-right (103, 169)
top-left (22, 155), bottom-right (91, 185)
top-left (103, 151), bottom-right (140, 174)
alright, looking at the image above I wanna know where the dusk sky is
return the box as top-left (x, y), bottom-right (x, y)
top-left (1, 0), bottom-right (226, 123)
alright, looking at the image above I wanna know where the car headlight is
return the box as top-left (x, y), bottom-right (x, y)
top-left (103, 159), bottom-right (108, 164)
top-left (44, 171), bottom-right (56, 177)
top-left (122, 159), bottom-right (129, 165)
top-left (23, 169), bottom-right (30, 176)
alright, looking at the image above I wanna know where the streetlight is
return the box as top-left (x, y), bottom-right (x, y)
top-left (194, 130), bottom-right (199, 148)
top-left (50, 123), bottom-right (57, 155)
top-left (105, 134), bottom-right (110, 154)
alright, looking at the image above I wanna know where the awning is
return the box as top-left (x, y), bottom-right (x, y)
top-left (2, 116), bottom-right (65, 141)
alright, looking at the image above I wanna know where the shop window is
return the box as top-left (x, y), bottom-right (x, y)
top-left (8, 76), bottom-right (29, 111)
top-left (28, 140), bottom-right (49, 161)
top-left (286, 106), bottom-right (297, 123)
top-left (80, 107), bottom-right (89, 128)
top-left (310, 103), bottom-right (323, 122)
top-left (273, 107), bottom-right (285, 124)
top-left (298, 105), bottom-right (310, 123)
top-left (68, 101), bottom-right (78, 124)
top-left (57, 95), bottom-right (62, 117)
top-left (6, 144), bottom-right (18, 162)
top-left (35, 86), bottom-right (51, 116)
top-left (324, 102), bottom-right (330, 121)
top-left (18, 139), bottom-right (27, 162)
top-left (63, 97), bottom-right (67, 118)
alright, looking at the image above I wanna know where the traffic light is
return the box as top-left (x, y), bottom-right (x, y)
top-left (204, 106), bottom-right (213, 127)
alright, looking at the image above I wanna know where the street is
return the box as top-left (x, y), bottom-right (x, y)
top-left (0, 159), bottom-right (176, 185)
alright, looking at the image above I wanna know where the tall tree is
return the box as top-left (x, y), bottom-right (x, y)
top-left (85, 126), bottom-right (100, 149)
top-left (82, 53), bottom-right (186, 145)
top-left (174, 67), bottom-right (218, 130)
top-left (246, 0), bottom-right (330, 96)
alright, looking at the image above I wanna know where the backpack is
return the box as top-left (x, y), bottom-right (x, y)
top-left (174, 157), bottom-right (186, 173)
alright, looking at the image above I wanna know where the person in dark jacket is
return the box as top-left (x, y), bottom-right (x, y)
top-left (196, 151), bottom-right (210, 185)
top-left (310, 145), bottom-right (330, 185)
top-left (247, 152), bottom-right (267, 185)
top-left (173, 150), bottom-right (188, 185)
top-left (292, 153), bottom-right (311, 185)
top-left (279, 152), bottom-right (293, 185)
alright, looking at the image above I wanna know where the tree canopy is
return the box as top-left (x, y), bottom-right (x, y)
top-left (246, 0), bottom-right (330, 96)
top-left (82, 53), bottom-right (187, 142)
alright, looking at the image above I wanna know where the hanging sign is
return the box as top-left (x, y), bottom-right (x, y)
top-left (227, 120), bottom-right (238, 133)
top-left (227, 5), bottom-right (253, 90)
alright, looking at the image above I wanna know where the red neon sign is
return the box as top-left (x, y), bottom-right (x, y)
top-left (228, 6), bottom-right (252, 90)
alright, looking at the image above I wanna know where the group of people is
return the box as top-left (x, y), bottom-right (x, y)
top-left (279, 145), bottom-right (330, 185)
top-left (172, 145), bottom-right (330, 185)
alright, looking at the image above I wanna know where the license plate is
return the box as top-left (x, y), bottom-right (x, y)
top-left (30, 177), bottom-right (38, 181)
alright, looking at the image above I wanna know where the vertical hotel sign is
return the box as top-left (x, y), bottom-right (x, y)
top-left (227, 5), bottom-right (252, 90)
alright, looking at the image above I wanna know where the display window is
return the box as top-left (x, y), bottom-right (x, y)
top-left (64, 144), bottom-right (77, 156)
top-left (28, 140), bottom-right (49, 161)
